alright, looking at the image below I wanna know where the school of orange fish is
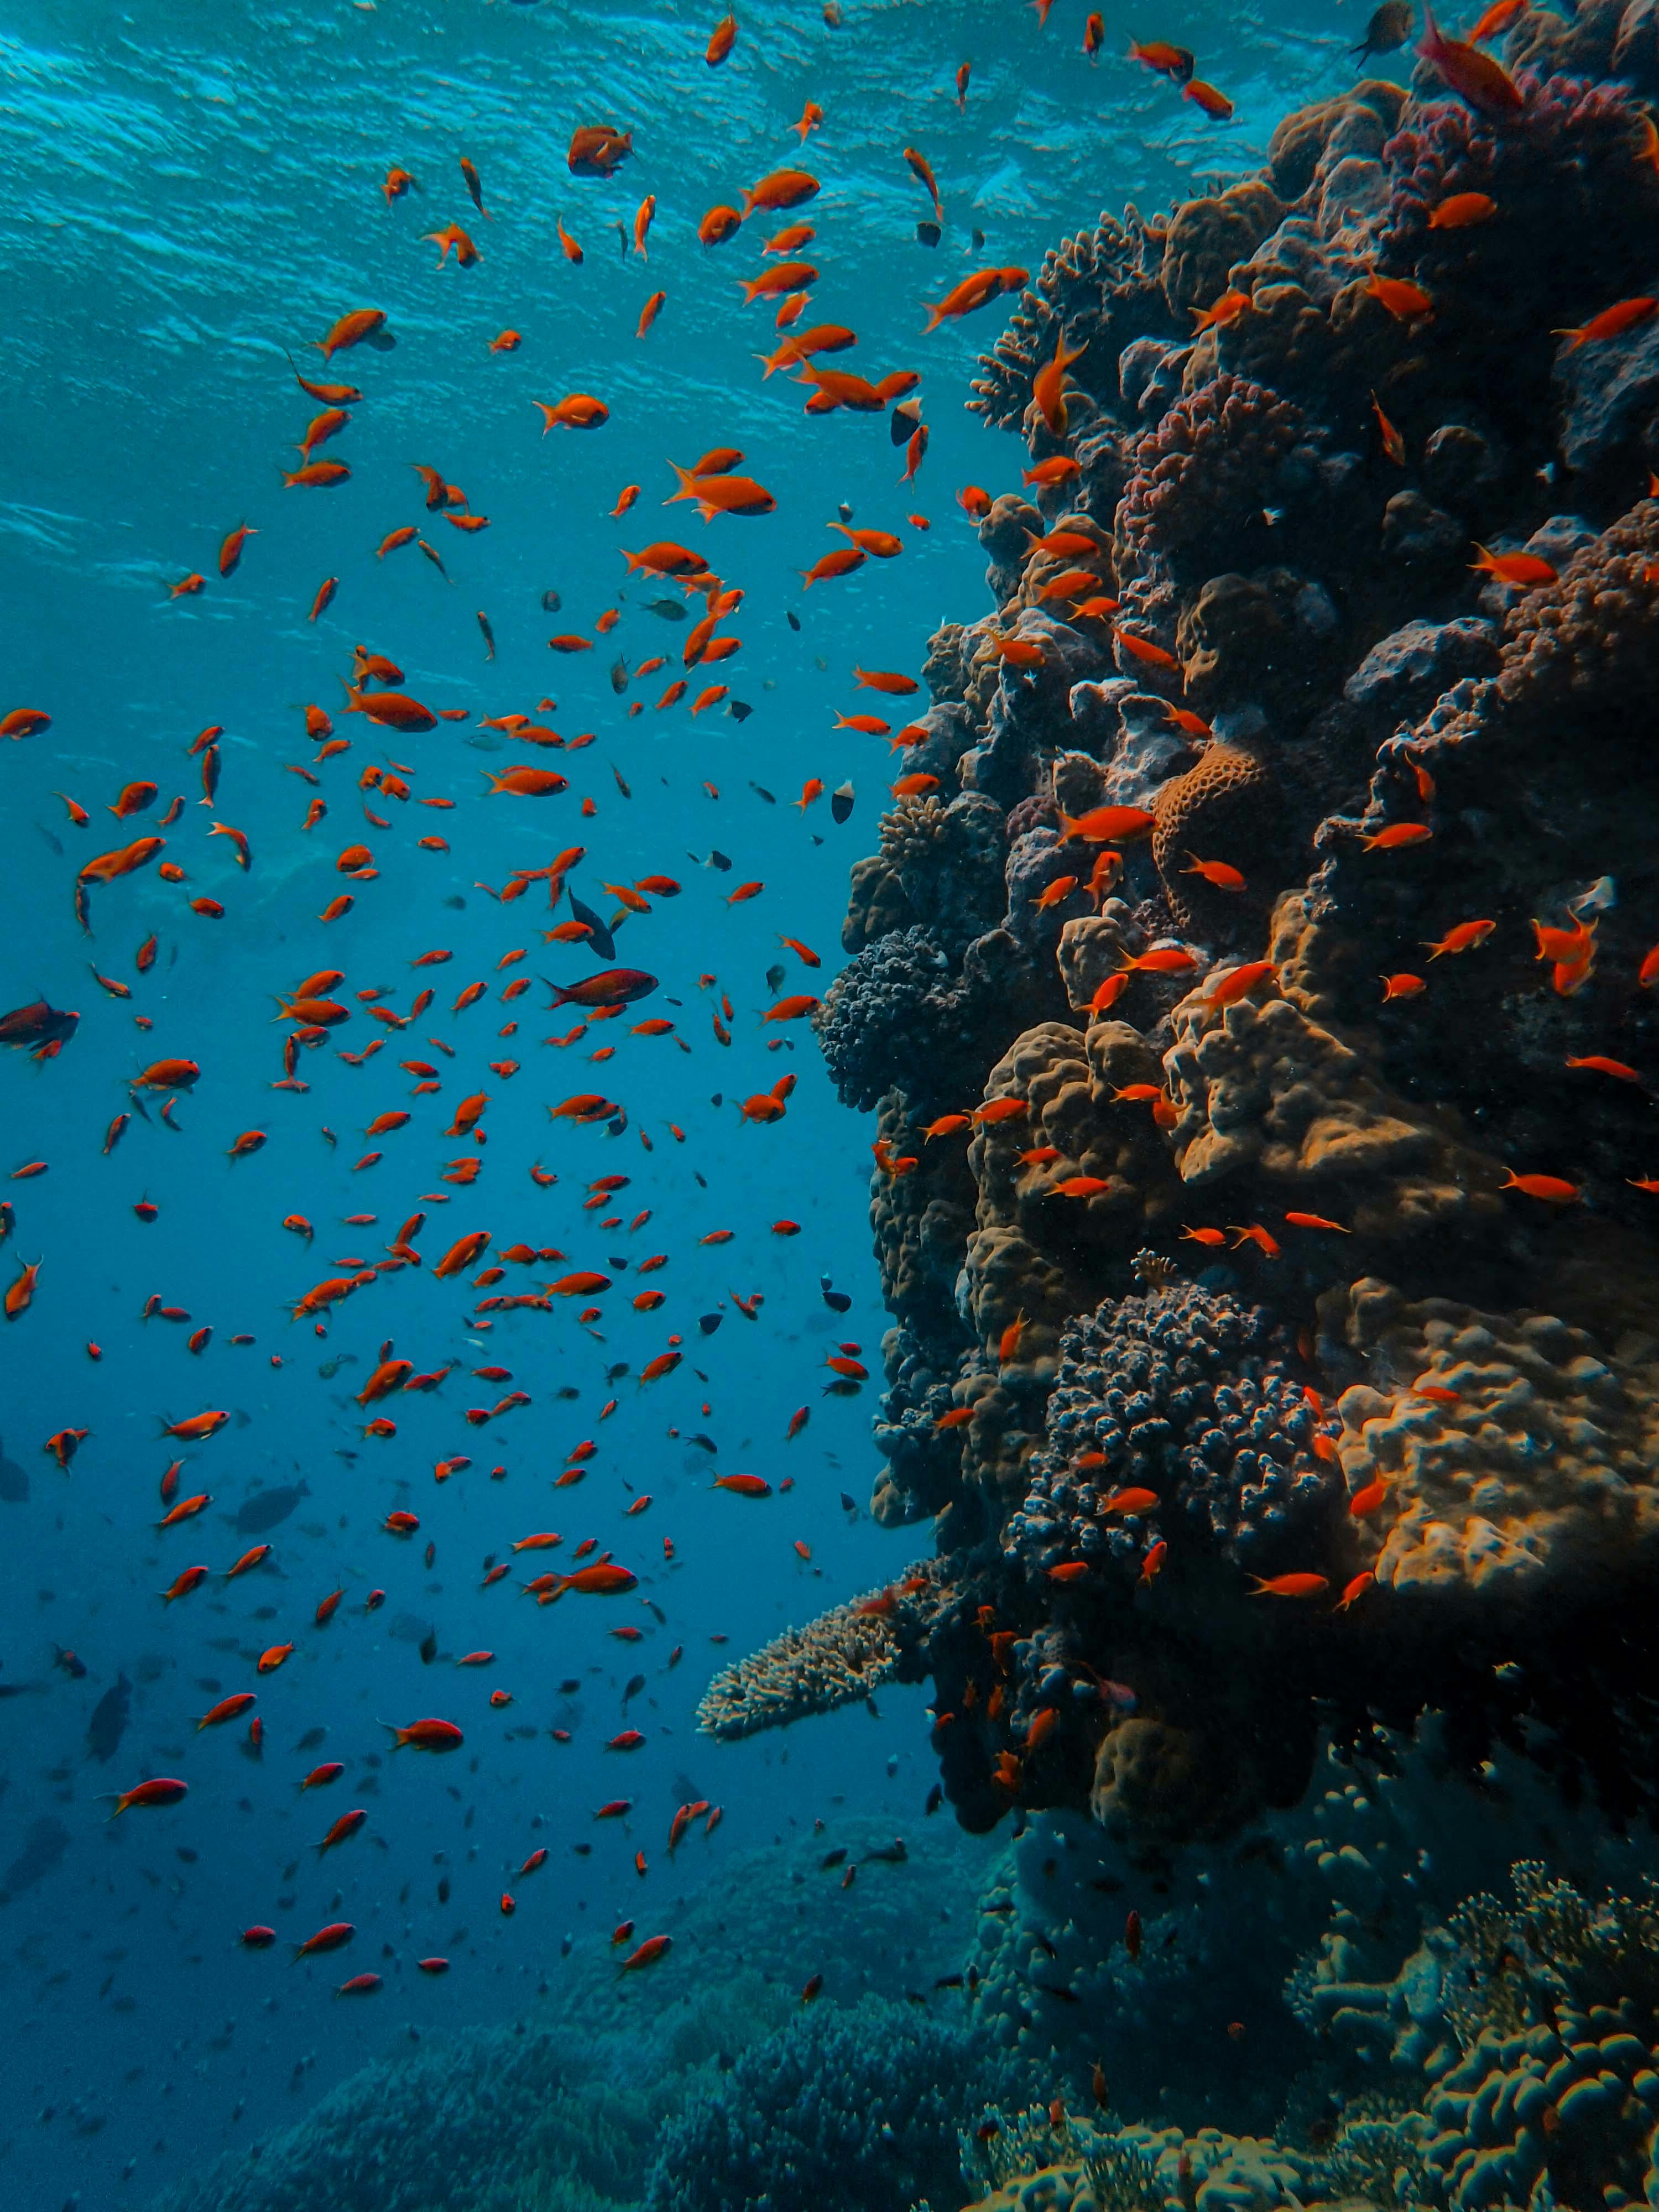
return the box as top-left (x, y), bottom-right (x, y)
top-left (11, 0), bottom-right (1659, 2019)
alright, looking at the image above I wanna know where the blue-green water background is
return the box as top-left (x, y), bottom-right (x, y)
top-left (2, 1), bottom-right (1381, 2203)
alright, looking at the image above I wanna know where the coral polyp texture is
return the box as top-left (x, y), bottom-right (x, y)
top-left (709, 32), bottom-right (1659, 1851)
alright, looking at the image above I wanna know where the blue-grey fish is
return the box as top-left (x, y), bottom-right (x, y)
top-left (0, 1436), bottom-right (28, 1504)
top-left (86, 1672), bottom-right (131, 1763)
top-left (567, 890), bottom-right (615, 961)
top-left (233, 1480), bottom-right (309, 1535)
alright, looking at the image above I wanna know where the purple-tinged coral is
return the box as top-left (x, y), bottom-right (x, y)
top-left (1006, 1282), bottom-right (1338, 1576)
top-left (1115, 373), bottom-right (1311, 587)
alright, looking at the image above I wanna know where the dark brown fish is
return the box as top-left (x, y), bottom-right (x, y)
top-left (1353, 1), bottom-right (1413, 59)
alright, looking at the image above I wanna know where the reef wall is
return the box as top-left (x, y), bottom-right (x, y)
top-left (709, 7), bottom-right (1659, 1858)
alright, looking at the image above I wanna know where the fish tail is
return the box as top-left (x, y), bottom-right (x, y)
top-left (663, 460), bottom-right (697, 503)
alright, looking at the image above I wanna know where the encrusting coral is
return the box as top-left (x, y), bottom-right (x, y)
top-left (707, 18), bottom-right (1659, 1858)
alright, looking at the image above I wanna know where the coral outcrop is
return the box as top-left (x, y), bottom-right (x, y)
top-left (706, 21), bottom-right (1659, 1860)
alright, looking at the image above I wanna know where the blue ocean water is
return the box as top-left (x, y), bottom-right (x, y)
top-left (15, 3), bottom-right (1659, 2210)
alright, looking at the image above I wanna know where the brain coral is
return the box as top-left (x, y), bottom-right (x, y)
top-left (1323, 1275), bottom-right (1659, 1599)
top-left (1162, 981), bottom-right (1501, 1244)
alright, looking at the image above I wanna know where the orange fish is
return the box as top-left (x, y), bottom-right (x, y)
top-left (1370, 391), bottom-right (1406, 466)
top-left (422, 222), bottom-right (479, 267)
top-left (740, 169), bottom-right (819, 218)
top-left (1417, 1), bottom-right (1524, 116)
top-left (921, 266), bottom-right (1027, 333)
top-left (1555, 295), bottom-right (1659, 349)
top-left (1248, 1572), bottom-right (1329, 1599)
top-left (1567, 1056), bottom-right (1642, 1083)
top-left (534, 394), bottom-right (609, 432)
top-left (1500, 1169), bottom-right (1580, 1203)
top-left (1428, 191), bottom-right (1496, 229)
top-left (1191, 289), bottom-right (1250, 333)
top-left (1365, 274), bottom-right (1433, 322)
top-left (1183, 80), bottom-right (1234, 121)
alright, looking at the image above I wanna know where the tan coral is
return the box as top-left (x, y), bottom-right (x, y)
top-left (1159, 177), bottom-right (1284, 322)
top-left (1265, 888), bottom-right (1347, 1022)
top-left (1162, 984), bottom-right (1500, 1241)
top-left (1056, 905), bottom-right (1136, 1015)
top-left (1323, 1276), bottom-right (1659, 1600)
top-left (969, 1020), bottom-right (1180, 1288)
top-left (1151, 743), bottom-right (1280, 934)
top-left (957, 1021), bottom-right (1185, 1505)
top-left (1090, 1715), bottom-right (1261, 1846)
top-left (841, 851), bottom-right (914, 956)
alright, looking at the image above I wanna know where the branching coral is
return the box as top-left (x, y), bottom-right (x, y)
top-left (969, 208), bottom-right (1175, 434)
top-left (1009, 1281), bottom-right (1335, 1578)
top-left (695, 1577), bottom-right (932, 1740)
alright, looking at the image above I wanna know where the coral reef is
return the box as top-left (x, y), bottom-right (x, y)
top-left (644, 1994), bottom-right (1027, 2212)
top-left (697, 3), bottom-right (1659, 1864)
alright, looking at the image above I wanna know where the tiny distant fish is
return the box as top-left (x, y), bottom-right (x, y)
top-left (821, 1277), bottom-right (852, 1313)
top-left (86, 1672), bottom-right (132, 1764)
top-left (234, 1481), bottom-right (310, 1535)
top-left (972, 227), bottom-right (985, 250)
top-left (296, 1726), bottom-right (327, 1750)
top-left (35, 823), bottom-right (64, 858)
top-left (688, 1433), bottom-right (718, 1454)
top-left (698, 1312), bottom-right (723, 1335)
top-left (1570, 875), bottom-right (1616, 917)
top-left (729, 700), bottom-right (753, 722)
top-left (751, 783), bottom-right (775, 804)
top-left (541, 589), bottom-right (562, 613)
top-left (607, 1362), bottom-right (631, 1382)
top-left (645, 598), bottom-right (686, 622)
top-left (916, 221), bottom-right (941, 247)
top-left (420, 1629), bottom-right (438, 1665)
top-left (623, 1674), bottom-right (645, 1703)
top-left (609, 657), bottom-right (629, 695)
top-left (0, 1436), bottom-right (29, 1504)
top-left (840, 1493), bottom-right (857, 1513)
top-left (831, 781), bottom-right (854, 825)
top-left (766, 964), bottom-right (786, 994)
top-left (0, 1815), bottom-right (71, 1902)
top-left (786, 612), bottom-right (801, 632)
top-left (707, 850), bottom-right (732, 873)
top-left (388, 1614), bottom-right (434, 1646)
